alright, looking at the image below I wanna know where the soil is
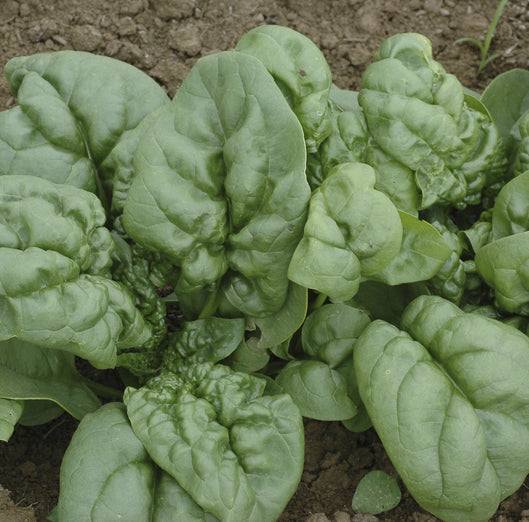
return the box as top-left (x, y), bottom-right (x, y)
top-left (1, 0), bottom-right (529, 521)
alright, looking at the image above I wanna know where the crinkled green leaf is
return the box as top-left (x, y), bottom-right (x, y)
top-left (288, 162), bottom-right (402, 301)
top-left (0, 398), bottom-right (23, 442)
top-left (453, 105), bottom-right (507, 206)
top-left (1, 50), bottom-right (169, 194)
top-left (0, 175), bottom-right (151, 368)
top-left (111, 232), bottom-right (168, 375)
top-left (301, 303), bottom-right (370, 367)
top-left (0, 338), bottom-right (100, 421)
top-left (124, 363), bottom-right (304, 522)
top-left (225, 340), bottom-right (270, 373)
top-left (359, 34), bottom-right (469, 208)
top-left (371, 210), bottom-right (451, 285)
top-left (310, 108), bottom-right (369, 187)
top-left (165, 316), bottom-right (245, 371)
top-left (123, 51), bottom-right (310, 317)
top-left (0, 248), bottom-right (151, 369)
top-left (235, 24), bottom-right (332, 152)
top-left (352, 471), bottom-right (401, 514)
top-left (514, 110), bottom-right (529, 177)
top-left (58, 402), bottom-right (215, 522)
top-left (355, 295), bottom-right (529, 521)
top-left (360, 33), bottom-right (504, 211)
top-left (0, 174), bottom-right (113, 276)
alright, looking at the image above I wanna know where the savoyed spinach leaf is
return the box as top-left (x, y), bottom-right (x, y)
top-left (359, 33), bottom-right (506, 209)
top-left (123, 51), bottom-right (310, 318)
top-left (288, 162), bottom-right (402, 301)
top-left (125, 363), bottom-right (304, 522)
top-left (0, 174), bottom-right (113, 276)
top-left (355, 295), bottom-right (529, 521)
top-left (57, 402), bottom-right (216, 521)
top-left (0, 174), bottom-right (152, 370)
top-left (165, 316), bottom-right (245, 369)
top-left (0, 248), bottom-right (150, 369)
top-left (1, 50), bottom-right (169, 199)
top-left (235, 24), bottom-right (333, 152)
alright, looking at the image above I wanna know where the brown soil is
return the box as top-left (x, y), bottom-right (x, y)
top-left (1, 0), bottom-right (529, 521)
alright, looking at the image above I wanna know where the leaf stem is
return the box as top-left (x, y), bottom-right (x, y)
top-left (81, 376), bottom-right (123, 400)
top-left (311, 292), bottom-right (328, 310)
top-left (198, 287), bottom-right (221, 319)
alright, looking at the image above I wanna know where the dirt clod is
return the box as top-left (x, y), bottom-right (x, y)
top-left (0, 487), bottom-right (36, 522)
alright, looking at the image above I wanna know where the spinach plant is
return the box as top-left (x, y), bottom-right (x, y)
top-left (2, 24), bottom-right (529, 522)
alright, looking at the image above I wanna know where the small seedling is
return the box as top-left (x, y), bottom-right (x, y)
top-left (455, 0), bottom-right (510, 75)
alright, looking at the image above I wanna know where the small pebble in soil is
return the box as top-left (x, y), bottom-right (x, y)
top-left (19, 461), bottom-right (37, 478)
top-left (334, 511), bottom-right (352, 522)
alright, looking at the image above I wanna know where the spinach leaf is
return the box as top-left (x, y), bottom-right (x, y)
top-left (125, 363), bottom-right (304, 521)
top-left (1, 51), bottom-right (169, 201)
top-left (288, 162), bottom-right (402, 301)
top-left (276, 303), bottom-right (370, 423)
top-left (58, 402), bottom-right (216, 521)
top-left (355, 295), bottom-right (529, 521)
top-left (0, 398), bottom-right (23, 442)
top-left (235, 24), bottom-right (333, 152)
top-left (123, 51), bottom-right (310, 318)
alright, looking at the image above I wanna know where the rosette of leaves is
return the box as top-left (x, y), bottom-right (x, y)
top-left (354, 295), bottom-right (529, 521)
top-left (122, 50), bottom-right (311, 318)
top-left (0, 175), bottom-right (152, 436)
top-left (358, 33), bottom-right (507, 210)
top-left (287, 162), bottom-right (403, 301)
top-left (0, 50), bottom-right (169, 204)
top-left (476, 171), bottom-right (529, 314)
